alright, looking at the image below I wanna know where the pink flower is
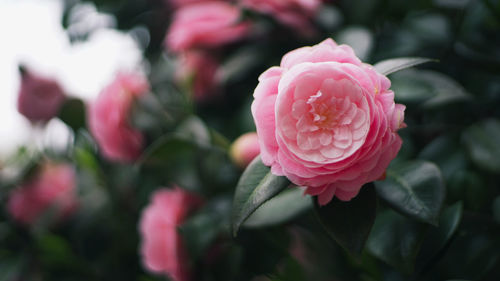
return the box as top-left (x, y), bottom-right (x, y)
top-left (166, 2), bottom-right (250, 52)
top-left (17, 66), bottom-right (66, 123)
top-left (139, 187), bottom-right (203, 281)
top-left (177, 51), bottom-right (219, 102)
top-left (7, 162), bottom-right (77, 225)
top-left (88, 72), bottom-right (149, 163)
top-left (251, 39), bottom-right (406, 205)
top-left (230, 132), bottom-right (261, 168)
top-left (241, 0), bottom-right (321, 35)
top-left (168, 0), bottom-right (208, 9)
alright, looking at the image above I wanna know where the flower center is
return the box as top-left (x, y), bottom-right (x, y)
top-left (307, 91), bottom-right (345, 130)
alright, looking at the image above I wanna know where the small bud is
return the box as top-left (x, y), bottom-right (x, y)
top-left (17, 66), bottom-right (66, 123)
top-left (230, 132), bottom-right (260, 168)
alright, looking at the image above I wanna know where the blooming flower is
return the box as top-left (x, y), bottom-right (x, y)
top-left (241, 0), bottom-right (321, 35)
top-left (139, 187), bottom-right (203, 281)
top-left (17, 66), bottom-right (66, 123)
top-left (88, 72), bottom-right (149, 163)
top-left (166, 1), bottom-right (250, 52)
top-left (7, 162), bottom-right (77, 225)
top-left (167, 0), bottom-right (208, 9)
top-left (230, 132), bottom-right (261, 168)
top-left (251, 39), bottom-right (405, 205)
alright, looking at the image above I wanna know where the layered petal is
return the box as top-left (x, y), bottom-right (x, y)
top-left (251, 38), bottom-right (405, 205)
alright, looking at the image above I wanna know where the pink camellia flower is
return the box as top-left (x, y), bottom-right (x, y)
top-left (168, 0), bottom-right (207, 9)
top-left (230, 132), bottom-right (261, 168)
top-left (139, 187), bottom-right (203, 281)
top-left (166, 2), bottom-right (250, 52)
top-left (17, 66), bottom-right (66, 123)
top-left (177, 51), bottom-right (220, 102)
top-left (251, 39), bottom-right (406, 205)
top-left (88, 72), bottom-right (149, 163)
top-left (241, 0), bottom-right (321, 35)
top-left (7, 162), bottom-right (77, 225)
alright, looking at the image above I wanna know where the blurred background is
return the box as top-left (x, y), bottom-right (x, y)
top-left (1, 0), bottom-right (500, 280)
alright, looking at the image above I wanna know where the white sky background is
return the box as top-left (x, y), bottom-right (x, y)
top-left (0, 0), bottom-right (144, 160)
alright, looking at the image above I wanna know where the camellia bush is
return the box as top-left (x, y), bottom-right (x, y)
top-left (1, 0), bottom-right (500, 280)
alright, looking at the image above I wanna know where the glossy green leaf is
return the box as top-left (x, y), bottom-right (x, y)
top-left (373, 57), bottom-right (434, 76)
top-left (244, 187), bottom-right (312, 228)
top-left (416, 202), bottom-right (463, 272)
top-left (231, 156), bottom-right (290, 236)
top-left (421, 70), bottom-right (471, 109)
top-left (390, 70), bottom-right (471, 108)
top-left (314, 183), bottom-right (377, 256)
top-left (462, 119), bottom-right (500, 173)
top-left (366, 210), bottom-right (427, 273)
top-left (418, 135), bottom-right (467, 181)
top-left (375, 160), bottom-right (445, 225)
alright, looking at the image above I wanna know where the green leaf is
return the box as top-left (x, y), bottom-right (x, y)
top-left (231, 156), bottom-right (290, 236)
top-left (366, 210), bottom-right (427, 273)
top-left (390, 69), bottom-right (471, 108)
top-left (180, 197), bottom-right (231, 260)
top-left (375, 160), bottom-right (445, 225)
top-left (373, 57), bottom-right (434, 76)
top-left (220, 45), bottom-right (264, 84)
top-left (416, 202), bottom-right (463, 271)
top-left (244, 187), bottom-right (312, 228)
top-left (418, 135), bottom-right (467, 182)
top-left (176, 115), bottom-right (211, 147)
top-left (462, 119), bottom-right (500, 173)
top-left (36, 234), bottom-right (77, 266)
top-left (58, 98), bottom-right (86, 132)
top-left (137, 134), bottom-right (196, 166)
top-left (314, 183), bottom-right (377, 256)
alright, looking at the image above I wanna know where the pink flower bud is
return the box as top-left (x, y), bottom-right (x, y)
top-left (17, 66), bottom-right (66, 123)
top-left (139, 187), bottom-right (203, 281)
top-left (88, 72), bottom-right (149, 163)
top-left (230, 132), bottom-right (261, 168)
top-left (7, 162), bottom-right (77, 225)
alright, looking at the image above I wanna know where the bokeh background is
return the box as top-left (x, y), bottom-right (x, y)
top-left (1, 0), bottom-right (500, 280)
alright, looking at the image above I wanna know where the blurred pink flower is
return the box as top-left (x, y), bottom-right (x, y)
top-left (139, 187), bottom-right (203, 281)
top-left (166, 1), bottom-right (250, 52)
top-left (7, 162), bottom-right (77, 225)
top-left (177, 51), bottom-right (220, 102)
top-left (241, 0), bottom-right (321, 35)
top-left (251, 39), bottom-right (406, 205)
top-left (17, 66), bottom-right (66, 123)
top-left (168, 0), bottom-right (208, 9)
top-left (230, 132), bottom-right (261, 168)
top-left (88, 72), bottom-right (149, 163)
